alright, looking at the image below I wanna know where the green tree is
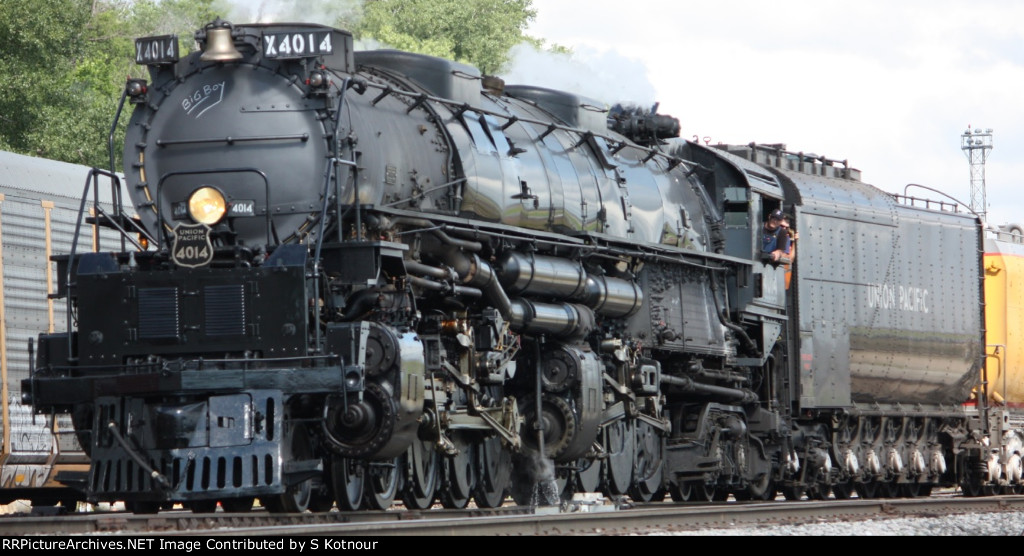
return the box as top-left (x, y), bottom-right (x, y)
top-left (0, 0), bottom-right (94, 160)
top-left (0, 0), bottom-right (545, 165)
top-left (0, 0), bottom-right (226, 166)
top-left (356, 0), bottom-right (537, 74)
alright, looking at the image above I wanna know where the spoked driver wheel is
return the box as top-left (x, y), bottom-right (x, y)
top-left (331, 457), bottom-right (365, 511)
top-left (261, 423), bottom-right (315, 513)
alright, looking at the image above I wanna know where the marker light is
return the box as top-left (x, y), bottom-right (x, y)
top-left (188, 186), bottom-right (227, 225)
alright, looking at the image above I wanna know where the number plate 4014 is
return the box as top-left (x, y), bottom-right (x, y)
top-left (171, 223), bottom-right (213, 268)
top-left (263, 32), bottom-right (334, 59)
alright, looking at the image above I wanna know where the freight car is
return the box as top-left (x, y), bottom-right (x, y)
top-left (0, 150), bottom-right (116, 511)
top-left (20, 19), bottom-right (1022, 513)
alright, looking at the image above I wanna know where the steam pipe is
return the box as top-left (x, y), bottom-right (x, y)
top-left (405, 260), bottom-right (455, 281)
top-left (660, 374), bottom-right (759, 404)
top-left (422, 234), bottom-right (511, 320)
top-left (407, 275), bottom-right (483, 298)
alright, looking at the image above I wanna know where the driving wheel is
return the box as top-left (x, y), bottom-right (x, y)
top-left (440, 436), bottom-right (477, 509)
top-left (629, 421), bottom-right (664, 502)
top-left (474, 435), bottom-right (511, 508)
top-left (576, 457), bottom-right (601, 494)
top-left (603, 420), bottom-right (634, 496)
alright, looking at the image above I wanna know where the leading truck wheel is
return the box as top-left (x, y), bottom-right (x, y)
top-left (220, 497), bottom-right (254, 512)
top-left (364, 458), bottom-right (400, 511)
top-left (332, 457), bottom-right (365, 511)
top-left (262, 424), bottom-right (314, 513)
top-left (126, 501), bottom-right (160, 515)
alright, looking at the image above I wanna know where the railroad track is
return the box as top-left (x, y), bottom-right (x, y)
top-left (5, 493), bottom-right (1024, 536)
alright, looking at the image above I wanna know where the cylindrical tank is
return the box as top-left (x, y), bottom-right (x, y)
top-left (983, 229), bottom-right (1024, 404)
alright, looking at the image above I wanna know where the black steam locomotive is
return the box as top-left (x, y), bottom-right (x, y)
top-left (24, 19), bottom-right (1009, 514)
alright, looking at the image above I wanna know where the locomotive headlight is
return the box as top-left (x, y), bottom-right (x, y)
top-left (188, 186), bottom-right (227, 225)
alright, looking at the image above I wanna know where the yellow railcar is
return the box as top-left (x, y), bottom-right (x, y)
top-left (983, 226), bottom-right (1024, 405)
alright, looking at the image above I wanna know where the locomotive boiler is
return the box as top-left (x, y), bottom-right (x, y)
top-left (21, 19), bottom-right (1019, 512)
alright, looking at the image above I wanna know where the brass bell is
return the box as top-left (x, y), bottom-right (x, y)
top-left (200, 26), bottom-right (242, 62)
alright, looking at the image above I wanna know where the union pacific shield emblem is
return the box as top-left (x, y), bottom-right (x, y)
top-left (171, 223), bottom-right (213, 268)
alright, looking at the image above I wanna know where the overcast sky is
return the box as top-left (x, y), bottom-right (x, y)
top-left (230, 1), bottom-right (1024, 226)
top-left (512, 0), bottom-right (1024, 226)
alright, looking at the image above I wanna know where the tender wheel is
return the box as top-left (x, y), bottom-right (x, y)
top-left (959, 458), bottom-right (985, 497)
top-left (879, 481), bottom-right (901, 498)
top-left (781, 484), bottom-right (806, 501)
top-left (220, 497), bottom-right (255, 512)
top-left (832, 480), bottom-right (854, 500)
top-left (402, 437), bottom-right (439, 510)
top-left (806, 483), bottom-right (830, 500)
top-left (331, 457), bottom-right (365, 511)
top-left (855, 480), bottom-right (880, 499)
top-left (262, 423), bottom-right (315, 513)
top-left (901, 482), bottom-right (930, 498)
top-left (364, 458), bottom-right (401, 511)
top-left (474, 436), bottom-right (511, 508)
top-left (737, 474), bottom-right (775, 501)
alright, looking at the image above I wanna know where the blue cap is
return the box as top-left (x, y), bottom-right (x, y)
top-left (769, 209), bottom-right (784, 220)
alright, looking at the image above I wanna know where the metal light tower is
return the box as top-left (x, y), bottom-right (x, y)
top-left (961, 126), bottom-right (993, 221)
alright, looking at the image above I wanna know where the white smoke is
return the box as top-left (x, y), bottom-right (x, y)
top-left (222, 0), bottom-right (361, 27)
top-left (218, 1), bottom-right (660, 111)
top-left (500, 43), bottom-right (659, 111)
